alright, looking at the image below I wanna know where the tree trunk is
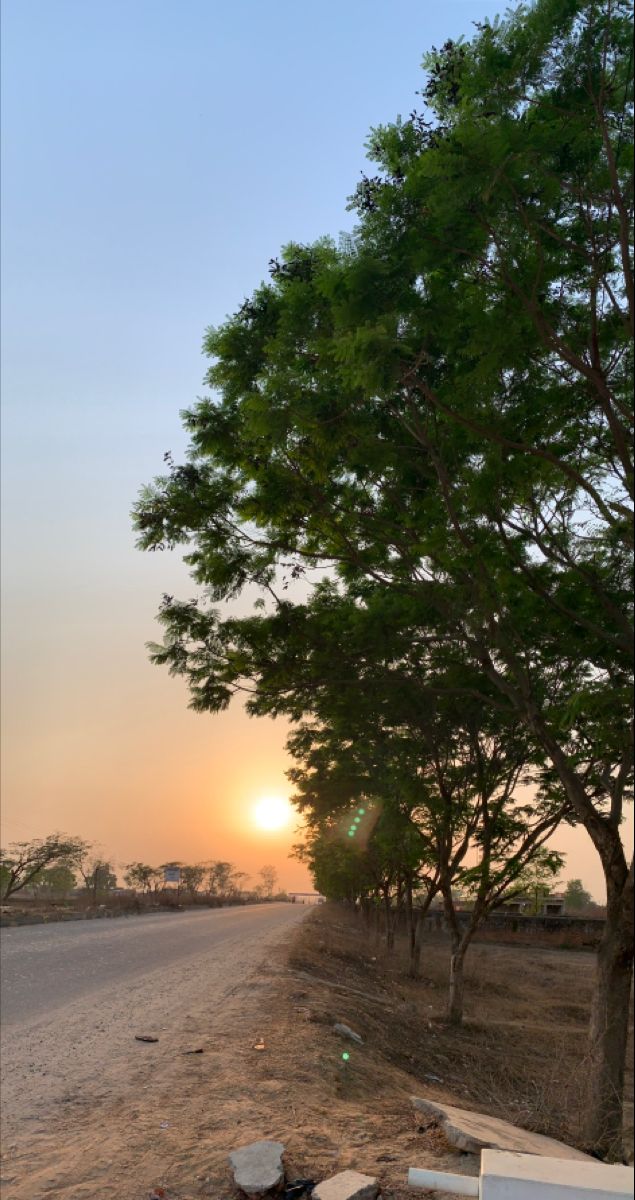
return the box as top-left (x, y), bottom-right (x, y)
top-left (498, 698), bottom-right (634, 1157)
top-left (447, 941), bottom-right (467, 1025)
top-left (404, 882), bottom-right (415, 961)
top-left (584, 879), bottom-right (634, 1159)
top-left (410, 907), bottom-right (424, 979)
top-left (383, 890), bottom-right (395, 950)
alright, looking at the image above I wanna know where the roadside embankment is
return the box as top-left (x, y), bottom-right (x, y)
top-left (1, 901), bottom-right (631, 1199)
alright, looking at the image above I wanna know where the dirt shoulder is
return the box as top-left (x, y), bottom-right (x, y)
top-left (1, 903), bottom-right (631, 1200)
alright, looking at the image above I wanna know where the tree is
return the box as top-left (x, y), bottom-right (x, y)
top-left (565, 878), bottom-right (594, 911)
top-left (205, 860), bottom-right (246, 897)
top-left (135, 0), bottom-right (633, 1157)
top-left (31, 865), bottom-right (77, 900)
top-left (123, 862), bottom-right (158, 893)
top-left (296, 826), bottom-right (373, 907)
top-left (287, 665), bottom-right (567, 1019)
top-left (0, 835), bottom-right (90, 901)
top-left (77, 856), bottom-right (117, 905)
top-left (180, 864), bottom-right (206, 896)
top-left (510, 858), bottom-right (563, 915)
top-left (259, 865), bottom-right (278, 898)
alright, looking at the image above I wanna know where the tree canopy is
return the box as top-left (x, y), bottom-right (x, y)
top-left (134, 0), bottom-right (633, 1158)
top-left (0, 835), bottom-right (90, 901)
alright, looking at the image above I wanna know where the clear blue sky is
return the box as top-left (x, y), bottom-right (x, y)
top-left (3, 0), bottom-right (620, 894)
top-left (2, 0), bottom-right (506, 590)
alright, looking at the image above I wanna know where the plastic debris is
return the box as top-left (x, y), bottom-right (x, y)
top-left (284, 1180), bottom-right (316, 1199)
top-left (333, 1022), bottom-right (363, 1044)
top-left (253, 1037), bottom-right (266, 1051)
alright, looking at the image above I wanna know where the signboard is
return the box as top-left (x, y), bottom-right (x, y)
top-left (163, 866), bottom-right (181, 884)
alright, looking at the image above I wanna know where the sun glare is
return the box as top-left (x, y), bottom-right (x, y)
top-left (252, 795), bottom-right (292, 832)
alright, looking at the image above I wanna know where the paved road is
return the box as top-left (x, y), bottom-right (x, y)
top-left (0, 901), bottom-right (308, 1177)
top-left (0, 903), bottom-right (305, 1026)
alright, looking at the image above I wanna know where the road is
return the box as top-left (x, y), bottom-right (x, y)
top-left (1, 902), bottom-right (304, 1025)
top-left (0, 903), bottom-right (307, 1197)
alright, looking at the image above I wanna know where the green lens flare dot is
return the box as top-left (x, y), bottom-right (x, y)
top-left (358, 807), bottom-right (365, 815)
top-left (342, 1052), bottom-right (350, 1061)
top-left (347, 830), bottom-right (355, 838)
top-left (353, 817), bottom-right (361, 824)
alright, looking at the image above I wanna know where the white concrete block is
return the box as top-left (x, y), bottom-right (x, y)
top-left (481, 1150), bottom-right (634, 1200)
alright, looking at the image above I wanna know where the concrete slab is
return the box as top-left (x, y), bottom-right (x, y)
top-left (312, 1169), bottom-right (379, 1200)
top-left (481, 1149), bottom-right (634, 1199)
top-left (411, 1097), bottom-right (593, 1161)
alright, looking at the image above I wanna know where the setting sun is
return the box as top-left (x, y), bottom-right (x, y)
top-left (252, 795), bottom-right (293, 832)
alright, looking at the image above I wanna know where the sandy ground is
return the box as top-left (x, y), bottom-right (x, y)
top-left (0, 906), bottom-right (307, 1199)
top-left (0, 902), bottom-right (477, 1200)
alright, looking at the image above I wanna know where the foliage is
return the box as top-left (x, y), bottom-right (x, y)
top-left (123, 862), bottom-right (160, 893)
top-left (180, 864), bottom-right (206, 895)
top-left (501, 856), bottom-right (564, 914)
top-left (565, 877), bottom-right (594, 910)
top-left (0, 835), bottom-right (90, 901)
top-left (30, 865), bottom-right (77, 899)
top-left (205, 860), bottom-right (246, 895)
top-left (134, 0), bottom-right (633, 1157)
top-left (80, 860), bottom-right (117, 901)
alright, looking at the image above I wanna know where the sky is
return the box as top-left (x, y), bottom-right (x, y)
top-left (1, 0), bottom-right (631, 897)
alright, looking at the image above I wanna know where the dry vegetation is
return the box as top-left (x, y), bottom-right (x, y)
top-left (2, 902), bottom-right (632, 1200)
top-left (182, 902), bottom-right (633, 1196)
top-left (285, 904), bottom-right (634, 1159)
top-left (0, 893), bottom-right (273, 927)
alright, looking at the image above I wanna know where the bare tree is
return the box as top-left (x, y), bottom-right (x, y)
top-left (259, 865), bottom-right (278, 898)
top-left (74, 850), bottom-right (117, 905)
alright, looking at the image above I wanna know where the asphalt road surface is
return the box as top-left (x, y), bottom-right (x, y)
top-left (0, 903), bottom-right (307, 1158)
top-left (1, 902), bottom-right (305, 1026)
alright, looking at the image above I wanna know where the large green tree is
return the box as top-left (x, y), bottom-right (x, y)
top-left (135, 0), bottom-right (633, 1157)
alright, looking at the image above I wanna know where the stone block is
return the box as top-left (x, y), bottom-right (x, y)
top-left (412, 1097), bottom-right (593, 1161)
top-left (312, 1169), bottom-right (379, 1200)
top-left (228, 1139), bottom-right (285, 1196)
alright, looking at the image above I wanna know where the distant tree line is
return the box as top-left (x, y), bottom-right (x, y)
top-left (0, 835), bottom-right (280, 905)
top-left (123, 859), bottom-right (279, 900)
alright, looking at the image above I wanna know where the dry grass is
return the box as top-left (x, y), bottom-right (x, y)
top-left (287, 904), bottom-right (634, 1158)
top-left (473, 925), bottom-right (602, 950)
top-left (0, 893), bottom-right (271, 926)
